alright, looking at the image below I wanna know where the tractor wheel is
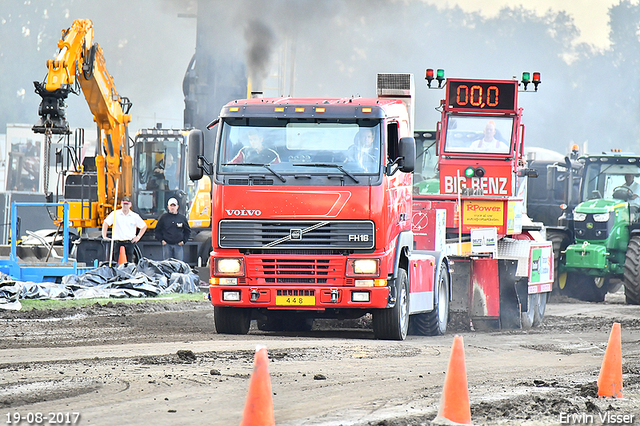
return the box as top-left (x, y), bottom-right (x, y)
top-left (409, 261), bottom-right (449, 336)
top-left (546, 230), bottom-right (570, 296)
top-left (564, 273), bottom-right (609, 302)
top-left (373, 268), bottom-right (409, 340)
top-left (214, 307), bottom-right (251, 334)
top-left (623, 236), bottom-right (640, 304)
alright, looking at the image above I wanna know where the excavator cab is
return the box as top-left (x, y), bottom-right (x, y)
top-left (133, 128), bottom-right (188, 221)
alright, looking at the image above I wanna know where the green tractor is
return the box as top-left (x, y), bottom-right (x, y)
top-left (545, 152), bottom-right (640, 303)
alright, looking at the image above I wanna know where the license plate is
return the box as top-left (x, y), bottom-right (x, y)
top-left (276, 296), bottom-right (315, 306)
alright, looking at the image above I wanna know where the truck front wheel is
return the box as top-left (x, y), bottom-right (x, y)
top-left (623, 236), bottom-right (640, 304)
top-left (373, 268), bottom-right (409, 340)
top-left (214, 307), bottom-right (251, 334)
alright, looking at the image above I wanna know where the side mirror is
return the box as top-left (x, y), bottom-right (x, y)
top-left (188, 129), bottom-right (204, 181)
top-left (398, 137), bottom-right (415, 173)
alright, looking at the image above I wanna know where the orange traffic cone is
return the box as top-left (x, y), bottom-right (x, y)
top-left (433, 335), bottom-right (472, 425)
top-left (240, 346), bottom-right (274, 426)
top-left (118, 246), bottom-right (127, 265)
top-left (597, 322), bottom-right (623, 398)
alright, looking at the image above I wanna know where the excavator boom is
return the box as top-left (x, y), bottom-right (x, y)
top-left (33, 19), bottom-right (132, 226)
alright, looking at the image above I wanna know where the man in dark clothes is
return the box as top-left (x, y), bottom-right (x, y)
top-left (155, 197), bottom-right (191, 261)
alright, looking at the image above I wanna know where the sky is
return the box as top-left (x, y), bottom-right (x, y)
top-left (426, 0), bottom-right (626, 49)
top-left (3, 0), bottom-right (633, 150)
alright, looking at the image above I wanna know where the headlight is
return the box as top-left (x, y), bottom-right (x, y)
top-left (214, 258), bottom-right (244, 275)
top-left (349, 259), bottom-right (380, 275)
top-left (593, 212), bottom-right (610, 222)
top-left (574, 212), bottom-right (587, 221)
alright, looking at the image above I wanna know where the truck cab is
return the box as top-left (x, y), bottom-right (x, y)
top-left (189, 74), bottom-right (447, 340)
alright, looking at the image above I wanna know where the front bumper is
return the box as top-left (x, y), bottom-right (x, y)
top-left (210, 285), bottom-right (390, 310)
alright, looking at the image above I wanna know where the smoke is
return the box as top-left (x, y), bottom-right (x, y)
top-left (244, 19), bottom-right (275, 91)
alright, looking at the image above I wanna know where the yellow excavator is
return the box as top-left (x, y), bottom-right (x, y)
top-left (33, 18), bottom-right (132, 228)
top-left (32, 19), bottom-right (212, 266)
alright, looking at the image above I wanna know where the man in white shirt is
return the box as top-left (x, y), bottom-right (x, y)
top-left (102, 195), bottom-right (148, 263)
top-left (469, 120), bottom-right (509, 153)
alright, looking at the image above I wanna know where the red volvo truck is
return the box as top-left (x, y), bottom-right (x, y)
top-left (188, 72), bottom-right (552, 339)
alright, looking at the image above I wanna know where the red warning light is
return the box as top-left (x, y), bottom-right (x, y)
top-left (425, 69), bottom-right (435, 87)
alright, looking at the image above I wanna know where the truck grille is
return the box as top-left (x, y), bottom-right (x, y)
top-left (219, 220), bottom-right (375, 249)
top-left (245, 257), bottom-right (345, 285)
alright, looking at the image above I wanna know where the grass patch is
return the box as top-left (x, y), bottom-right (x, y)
top-left (18, 292), bottom-right (207, 311)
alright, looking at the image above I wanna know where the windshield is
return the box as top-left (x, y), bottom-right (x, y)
top-left (217, 118), bottom-right (382, 175)
top-left (444, 115), bottom-right (513, 154)
top-left (413, 131), bottom-right (440, 194)
top-left (582, 162), bottom-right (640, 201)
top-left (134, 139), bottom-right (184, 218)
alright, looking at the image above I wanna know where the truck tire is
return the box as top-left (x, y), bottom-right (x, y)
top-left (373, 268), bottom-right (409, 340)
top-left (409, 261), bottom-right (449, 336)
top-left (214, 307), bottom-right (251, 334)
top-left (520, 293), bottom-right (538, 329)
top-left (623, 236), bottom-right (640, 305)
top-left (533, 292), bottom-right (548, 326)
top-left (257, 315), bottom-right (283, 331)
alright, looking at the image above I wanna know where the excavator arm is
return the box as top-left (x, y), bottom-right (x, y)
top-left (33, 19), bottom-right (133, 226)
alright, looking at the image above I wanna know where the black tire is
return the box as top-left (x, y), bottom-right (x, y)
top-left (409, 261), bottom-right (449, 336)
top-left (624, 236), bottom-right (640, 304)
top-left (564, 273), bottom-right (609, 302)
top-left (533, 292), bottom-right (548, 327)
top-left (373, 268), bottom-right (409, 340)
top-left (214, 306), bottom-right (251, 334)
top-left (282, 316), bottom-right (314, 332)
top-left (546, 230), bottom-right (570, 296)
top-left (256, 315), bottom-right (284, 331)
top-left (520, 293), bottom-right (537, 329)
top-left (193, 232), bottom-right (212, 267)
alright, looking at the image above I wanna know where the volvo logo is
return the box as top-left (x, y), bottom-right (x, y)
top-left (226, 209), bottom-right (262, 216)
top-left (290, 229), bottom-right (302, 240)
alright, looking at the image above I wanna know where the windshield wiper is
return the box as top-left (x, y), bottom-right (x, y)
top-left (292, 163), bottom-right (359, 183)
top-left (222, 163), bottom-right (286, 182)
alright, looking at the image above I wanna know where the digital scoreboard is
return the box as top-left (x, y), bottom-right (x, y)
top-left (446, 80), bottom-right (517, 111)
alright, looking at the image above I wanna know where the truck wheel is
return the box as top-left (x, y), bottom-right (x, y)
top-left (257, 315), bottom-right (284, 331)
top-left (214, 307), bottom-right (251, 334)
top-left (373, 268), bottom-right (409, 340)
top-left (533, 292), bottom-right (548, 326)
top-left (520, 293), bottom-right (538, 329)
top-left (282, 316), bottom-right (314, 332)
top-left (409, 261), bottom-right (449, 336)
top-left (623, 236), bottom-right (640, 304)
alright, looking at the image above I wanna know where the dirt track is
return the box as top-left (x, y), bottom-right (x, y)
top-left (1, 291), bottom-right (640, 426)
